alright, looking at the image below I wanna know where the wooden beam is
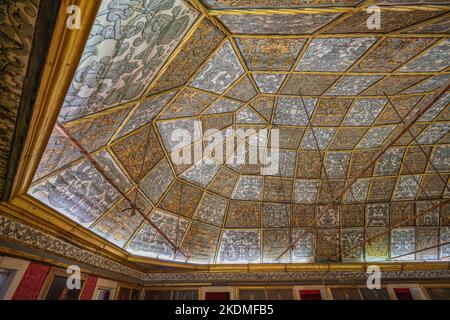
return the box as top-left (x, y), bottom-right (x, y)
top-left (10, 0), bottom-right (102, 198)
top-left (55, 122), bottom-right (189, 259)
top-left (278, 80), bottom-right (450, 260)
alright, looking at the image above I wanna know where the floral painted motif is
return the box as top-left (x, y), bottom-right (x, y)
top-left (263, 229), bottom-right (290, 262)
top-left (217, 13), bottom-right (339, 35)
top-left (194, 192), bottom-right (227, 226)
top-left (59, 0), bottom-right (199, 121)
top-left (236, 37), bottom-right (305, 71)
top-left (140, 158), bottom-right (174, 204)
top-left (232, 175), bottom-right (263, 201)
top-left (253, 74), bottom-right (286, 93)
top-left (149, 19), bottom-right (225, 94)
top-left (191, 41), bottom-right (244, 94)
top-left (326, 75), bottom-right (383, 96)
top-left (180, 222), bottom-right (221, 263)
top-left (399, 39), bottom-right (450, 72)
top-left (218, 230), bottom-right (260, 263)
top-left (391, 228), bottom-right (416, 260)
top-left (30, 156), bottom-right (128, 227)
top-left (226, 201), bottom-right (261, 228)
top-left (274, 97), bottom-right (316, 126)
top-left (341, 228), bottom-right (364, 261)
top-left (353, 37), bottom-right (438, 72)
top-left (343, 99), bottom-right (386, 126)
top-left (297, 37), bottom-right (375, 72)
top-left (263, 203), bottom-right (289, 228)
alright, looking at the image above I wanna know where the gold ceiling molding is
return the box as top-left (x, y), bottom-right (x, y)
top-left (0, 196), bottom-right (202, 271)
top-left (1, 200), bottom-right (450, 275)
top-left (208, 5), bottom-right (450, 16)
top-left (187, 0), bottom-right (232, 35)
top-left (10, 0), bottom-right (101, 198)
top-left (229, 33), bottom-right (450, 38)
top-left (209, 8), bottom-right (350, 15)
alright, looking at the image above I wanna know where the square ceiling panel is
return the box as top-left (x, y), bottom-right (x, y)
top-left (296, 37), bottom-right (376, 72)
top-left (236, 37), bottom-right (305, 71)
top-left (216, 13), bottom-right (340, 35)
top-left (190, 40), bottom-right (244, 94)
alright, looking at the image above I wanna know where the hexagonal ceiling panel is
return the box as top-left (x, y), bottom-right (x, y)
top-left (29, 0), bottom-right (450, 265)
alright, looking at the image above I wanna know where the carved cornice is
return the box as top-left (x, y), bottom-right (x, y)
top-left (143, 269), bottom-right (450, 284)
top-left (1, 210), bottom-right (450, 284)
top-left (0, 213), bottom-right (144, 280)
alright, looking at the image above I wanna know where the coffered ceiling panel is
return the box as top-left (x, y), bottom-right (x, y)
top-left (236, 37), bottom-right (305, 71)
top-left (216, 13), bottom-right (340, 35)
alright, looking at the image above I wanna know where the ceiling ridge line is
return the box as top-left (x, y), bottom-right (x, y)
top-left (215, 126), bottom-right (259, 264)
top-left (142, 15), bottom-right (206, 97)
top-left (275, 91), bottom-right (340, 262)
top-left (206, 4), bottom-right (450, 16)
top-left (314, 0), bottom-right (376, 35)
top-left (383, 92), bottom-right (450, 193)
top-left (54, 122), bottom-right (189, 259)
top-left (277, 80), bottom-right (450, 261)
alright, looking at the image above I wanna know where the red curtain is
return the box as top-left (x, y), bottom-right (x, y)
top-left (205, 292), bottom-right (230, 300)
top-left (299, 290), bottom-right (322, 300)
top-left (394, 288), bottom-right (413, 300)
top-left (12, 262), bottom-right (50, 300)
top-left (79, 275), bottom-right (98, 300)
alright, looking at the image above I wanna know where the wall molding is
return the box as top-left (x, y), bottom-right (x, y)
top-left (1, 211), bottom-right (450, 284)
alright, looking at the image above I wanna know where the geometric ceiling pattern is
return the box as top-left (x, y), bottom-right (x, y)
top-left (28, 0), bottom-right (450, 265)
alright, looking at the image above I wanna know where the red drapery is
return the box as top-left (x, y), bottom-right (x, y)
top-left (205, 292), bottom-right (230, 300)
top-left (299, 290), bottom-right (322, 300)
top-left (394, 288), bottom-right (413, 300)
top-left (12, 262), bottom-right (50, 300)
top-left (79, 275), bottom-right (98, 300)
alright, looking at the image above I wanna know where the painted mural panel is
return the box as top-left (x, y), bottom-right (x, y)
top-left (218, 229), bottom-right (261, 263)
top-left (181, 222), bottom-right (220, 264)
top-left (0, 0), bottom-right (39, 197)
top-left (236, 37), bottom-right (304, 71)
top-left (30, 157), bottom-right (125, 227)
top-left (216, 13), bottom-right (339, 35)
top-left (149, 18), bottom-right (225, 94)
top-left (190, 41), bottom-right (244, 94)
top-left (58, 0), bottom-right (199, 122)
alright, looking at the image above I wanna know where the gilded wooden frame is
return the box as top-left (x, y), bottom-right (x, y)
top-left (38, 267), bottom-right (88, 300)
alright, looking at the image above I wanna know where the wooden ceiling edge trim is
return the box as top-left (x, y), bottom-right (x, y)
top-left (1, 199), bottom-right (449, 275)
top-left (0, 197), bottom-right (136, 265)
top-left (10, 0), bottom-right (101, 199)
top-left (207, 4), bottom-right (450, 16)
top-left (0, 196), bottom-right (205, 271)
top-left (0, 246), bottom-right (142, 285)
top-left (2, 1), bottom-right (61, 201)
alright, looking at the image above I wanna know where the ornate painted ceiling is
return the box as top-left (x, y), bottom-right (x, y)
top-left (1, 0), bottom-right (39, 199)
top-left (27, 0), bottom-right (450, 265)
